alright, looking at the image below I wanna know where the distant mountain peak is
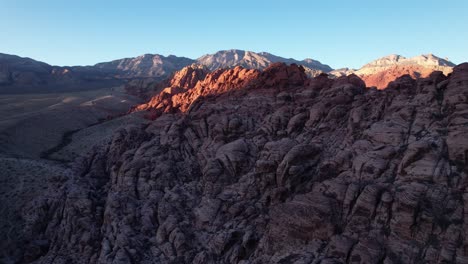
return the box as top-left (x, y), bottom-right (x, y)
top-left (362, 54), bottom-right (406, 67)
top-left (408, 54), bottom-right (455, 67)
top-left (362, 53), bottom-right (455, 69)
top-left (352, 53), bottom-right (455, 89)
top-left (94, 54), bottom-right (195, 78)
top-left (196, 49), bottom-right (332, 74)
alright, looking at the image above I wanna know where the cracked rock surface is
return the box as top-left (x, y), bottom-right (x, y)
top-left (6, 63), bottom-right (468, 263)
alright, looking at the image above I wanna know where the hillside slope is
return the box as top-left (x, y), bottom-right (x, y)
top-left (94, 54), bottom-right (195, 78)
top-left (0, 53), bottom-right (121, 94)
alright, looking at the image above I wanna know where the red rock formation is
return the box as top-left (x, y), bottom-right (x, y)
top-left (124, 65), bottom-right (210, 100)
top-left (166, 64), bottom-right (209, 89)
top-left (360, 65), bottom-right (441, 89)
top-left (330, 54), bottom-right (455, 89)
top-left (11, 63), bottom-right (468, 264)
top-left (137, 63), bottom-right (308, 119)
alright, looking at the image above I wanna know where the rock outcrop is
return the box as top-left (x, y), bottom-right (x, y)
top-left (359, 64), bottom-right (440, 89)
top-left (123, 64), bottom-right (210, 100)
top-left (331, 54), bottom-right (455, 89)
top-left (5, 62), bottom-right (468, 264)
top-left (135, 63), bottom-right (308, 118)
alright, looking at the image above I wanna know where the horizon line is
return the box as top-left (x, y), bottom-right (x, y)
top-left (0, 49), bottom-right (462, 70)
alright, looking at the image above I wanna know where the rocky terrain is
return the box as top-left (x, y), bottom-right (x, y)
top-left (4, 60), bottom-right (468, 264)
top-left (121, 51), bottom-right (332, 101)
top-left (0, 85), bottom-right (146, 264)
top-left (358, 64), bottom-right (445, 90)
top-left (0, 50), bottom-right (333, 95)
top-left (123, 64), bottom-right (211, 100)
top-left (95, 49), bottom-right (333, 81)
top-left (332, 54), bottom-right (455, 89)
top-left (109, 51), bottom-right (457, 93)
top-left (2, 51), bottom-right (456, 93)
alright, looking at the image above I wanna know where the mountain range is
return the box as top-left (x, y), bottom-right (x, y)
top-left (0, 50), bottom-right (457, 93)
top-left (196, 49), bottom-right (332, 72)
top-left (94, 54), bottom-right (195, 79)
top-left (0, 53), bottom-right (121, 94)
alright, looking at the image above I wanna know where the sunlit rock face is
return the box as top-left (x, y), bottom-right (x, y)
top-left (123, 64), bottom-right (210, 100)
top-left (134, 62), bottom-right (308, 119)
top-left (197, 49), bottom-right (332, 77)
top-left (359, 64), bottom-right (442, 89)
top-left (331, 54), bottom-right (455, 89)
top-left (11, 63), bottom-right (468, 264)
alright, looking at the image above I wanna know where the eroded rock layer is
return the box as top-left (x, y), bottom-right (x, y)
top-left (359, 64), bottom-right (453, 90)
top-left (10, 63), bottom-right (468, 264)
top-left (331, 54), bottom-right (455, 89)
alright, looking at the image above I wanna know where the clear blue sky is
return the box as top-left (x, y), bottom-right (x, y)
top-left (1, 0), bottom-right (467, 69)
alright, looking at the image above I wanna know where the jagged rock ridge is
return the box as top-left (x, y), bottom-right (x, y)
top-left (123, 64), bottom-right (210, 100)
top-left (134, 62), bottom-right (310, 119)
top-left (8, 62), bottom-right (468, 263)
top-left (2, 51), bottom-right (457, 93)
top-left (359, 54), bottom-right (454, 71)
top-left (197, 49), bottom-right (332, 76)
